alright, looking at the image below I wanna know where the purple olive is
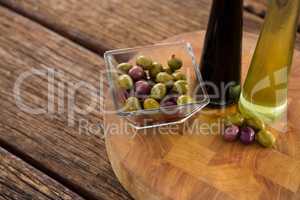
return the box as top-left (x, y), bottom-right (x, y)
top-left (123, 90), bottom-right (130, 99)
top-left (160, 95), bottom-right (178, 107)
top-left (166, 95), bottom-right (179, 103)
top-left (129, 66), bottom-right (145, 81)
top-left (161, 101), bottom-right (177, 107)
top-left (135, 80), bottom-right (151, 96)
top-left (223, 125), bottom-right (239, 142)
top-left (135, 80), bottom-right (145, 87)
top-left (119, 89), bottom-right (133, 100)
top-left (240, 127), bottom-right (256, 145)
top-left (123, 89), bottom-right (134, 99)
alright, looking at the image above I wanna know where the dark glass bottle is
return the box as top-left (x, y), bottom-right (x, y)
top-left (200, 0), bottom-right (243, 107)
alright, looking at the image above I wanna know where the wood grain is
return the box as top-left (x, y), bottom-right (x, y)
top-left (244, 0), bottom-right (268, 18)
top-left (245, 0), bottom-right (300, 29)
top-left (104, 31), bottom-right (300, 200)
top-left (0, 0), bottom-right (265, 53)
top-left (0, 147), bottom-right (84, 200)
top-left (0, 6), bottom-right (131, 200)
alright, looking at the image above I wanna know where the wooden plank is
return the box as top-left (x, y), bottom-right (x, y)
top-left (0, 147), bottom-right (85, 200)
top-left (0, 6), bottom-right (131, 200)
top-left (244, 0), bottom-right (268, 18)
top-left (0, 0), bottom-right (265, 52)
top-left (245, 0), bottom-right (300, 29)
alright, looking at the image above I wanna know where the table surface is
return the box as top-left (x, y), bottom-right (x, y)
top-left (0, 1), bottom-right (298, 200)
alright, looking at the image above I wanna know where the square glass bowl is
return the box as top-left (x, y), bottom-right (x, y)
top-left (104, 42), bottom-right (209, 129)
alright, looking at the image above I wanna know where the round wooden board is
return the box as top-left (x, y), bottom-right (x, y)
top-left (103, 31), bottom-right (300, 200)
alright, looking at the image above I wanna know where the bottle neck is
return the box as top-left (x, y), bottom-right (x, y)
top-left (211, 0), bottom-right (243, 15)
top-left (266, 0), bottom-right (300, 32)
top-left (208, 0), bottom-right (243, 34)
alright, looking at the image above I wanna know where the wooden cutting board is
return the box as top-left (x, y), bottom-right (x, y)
top-left (103, 31), bottom-right (300, 200)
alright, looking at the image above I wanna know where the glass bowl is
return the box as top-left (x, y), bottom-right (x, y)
top-left (104, 42), bottom-right (209, 129)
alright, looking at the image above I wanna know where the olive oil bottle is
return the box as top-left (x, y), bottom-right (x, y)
top-left (200, 0), bottom-right (243, 107)
top-left (239, 0), bottom-right (300, 122)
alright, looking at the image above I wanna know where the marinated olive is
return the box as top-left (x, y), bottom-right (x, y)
top-left (177, 95), bottom-right (194, 105)
top-left (121, 89), bottom-right (133, 99)
top-left (245, 117), bottom-right (265, 131)
top-left (135, 80), bottom-right (151, 96)
top-left (122, 90), bottom-right (130, 99)
top-left (168, 55), bottom-right (183, 71)
top-left (240, 127), bottom-right (255, 145)
top-left (161, 95), bottom-right (178, 107)
top-left (136, 56), bottom-right (153, 70)
top-left (156, 72), bottom-right (174, 83)
top-left (124, 97), bottom-right (141, 112)
top-left (172, 71), bottom-right (187, 81)
top-left (224, 113), bottom-right (245, 126)
top-left (173, 80), bottom-right (188, 94)
top-left (129, 66), bottom-right (145, 81)
top-left (161, 101), bottom-right (177, 107)
top-left (118, 74), bottom-right (133, 90)
top-left (256, 130), bottom-right (276, 148)
top-left (143, 98), bottom-right (160, 110)
top-left (150, 62), bottom-right (163, 79)
top-left (223, 125), bottom-right (239, 142)
top-left (229, 84), bottom-right (241, 102)
top-left (151, 83), bottom-right (167, 100)
top-left (117, 63), bottom-right (133, 72)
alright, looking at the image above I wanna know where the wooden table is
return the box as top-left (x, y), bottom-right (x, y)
top-left (0, 1), bottom-right (298, 199)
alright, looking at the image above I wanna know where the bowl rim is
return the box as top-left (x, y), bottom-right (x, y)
top-left (104, 41), bottom-right (210, 117)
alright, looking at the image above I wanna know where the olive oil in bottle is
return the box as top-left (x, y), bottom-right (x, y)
top-left (200, 0), bottom-right (243, 107)
top-left (239, 0), bottom-right (300, 122)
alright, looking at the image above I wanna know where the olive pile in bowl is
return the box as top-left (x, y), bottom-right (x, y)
top-left (117, 55), bottom-right (194, 112)
top-left (104, 42), bottom-right (209, 129)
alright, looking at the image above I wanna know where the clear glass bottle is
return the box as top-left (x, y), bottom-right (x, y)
top-left (200, 0), bottom-right (243, 107)
top-left (239, 0), bottom-right (300, 122)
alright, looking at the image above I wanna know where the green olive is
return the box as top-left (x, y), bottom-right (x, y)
top-left (124, 97), bottom-right (141, 112)
top-left (168, 55), bottom-right (183, 71)
top-left (151, 83), bottom-right (167, 100)
top-left (256, 130), bottom-right (276, 148)
top-left (172, 71), bottom-right (187, 81)
top-left (118, 74), bottom-right (133, 90)
top-left (143, 98), bottom-right (160, 110)
top-left (117, 63), bottom-right (133, 72)
top-left (229, 84), bottom-right (241, 103)
top-left (245, 117), bottom-right (265, 131)
top-left (156, 72), bottom-right (174, 83)
top-left (173, 80), bottom-right (188, 94)
top-left (177, 95), bottom-right (194, 105)
top-left (150, 62), bottom-right (163, 79)
top-left (224, 113), bottom-right (245, 126)
top-left (136, 56), bottom-right (153, 70)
